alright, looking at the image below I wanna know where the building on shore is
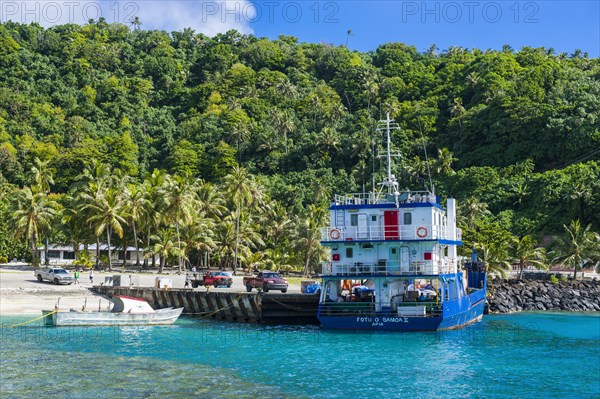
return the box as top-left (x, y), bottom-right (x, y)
top-left (38, 244), bottom-right (157, 266)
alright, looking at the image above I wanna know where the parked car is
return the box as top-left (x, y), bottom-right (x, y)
top-left (243, 271), bottom-right (288, 293)
top-left (34, 267), bottom-right (74, 285)
top-left (191, 271), bottom-right (233, 288)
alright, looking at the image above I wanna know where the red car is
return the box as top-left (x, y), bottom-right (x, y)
top-left (243, 271), bottom-right (288, 293)
top-left (191, 271), bottom-right (233, 288)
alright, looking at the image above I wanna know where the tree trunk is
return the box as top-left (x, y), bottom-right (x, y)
top-left (133, 221), bottom-right (140, 271)
top-left (107, 228), bottom-right (112, 272)
top-left (519, 262), bottom-right (524, 279)
top-left (233, 200), bottom-right (240, 276)
top-left (175, 222), bottom-right (182, 274)
top-left (303, 249), bottom-right (311, 277)
top-left (30, 234), bottom-right (38, 267)
top-left (573, 265), bottom-right (578, 280)
top-left (159, 255), bottom-right (164, 274)
top-left (44, 236), bottom-right (49, 266)
top-left (95, 237), bottom-right (100, 269)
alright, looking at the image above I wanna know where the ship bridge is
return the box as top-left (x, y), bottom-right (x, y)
top-left (321, 192), bottom-right (461, 277)
top-left (322, 191), bottom-right (462, 244)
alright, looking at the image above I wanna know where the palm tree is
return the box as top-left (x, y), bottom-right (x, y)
top-left (458, 198), bottom-right (491, 230)
top-left (9, 187), bottom-right (57, 266)
top-left (270, 109), bottom-right (296, 154)
top-left (60, 193), bottom-right (94, 262)
top-left (552, 220), bottom-right (600, 279)
top-left (84, 188), bottom-right (127, 272)
top-left (182, 212), bottom-right (216, 268)
top-left (150, 228), bottom-right (186, 274)
top-left (435, 148), bottom-right (457, 175)
top-left (511, 235), bottom-right (547, 279)
top-left (129, 16), bottom-right (142, 30)
top-left (163, 175), bottom-right (198, 273)
top-left (296, 204), bottom-right (327, 277)
top-left (29, 158), bottom-right (54, 194)
top-left (476, 242), bottom-right (512, 277)
top-left (276, 80), bottom-right (298, 100)
top-left (123, 184), bottom-right (149, 270)
top-left (29, 158), bottom-right (55, 263)
top-left (142, 169), bottom-right (169, 269)
top-left (216, 213), bottom-right (264, 271)
top-left (465, 72), bottom-right (480, 87)
top-left (448, 97), bottom-right (466, 133)
top-left (317, 127), bottom-right (341, 160)
top-left (264, 202), bottom-right (292, 272)
top-left (562, 182), bottom-right (592, 224)
top-left (222, 167), bottom-right (265, 274)
top-left (75, 163), bottom-right (112, 269)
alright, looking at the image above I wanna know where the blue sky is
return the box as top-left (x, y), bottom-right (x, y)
top-left (249, 0), bottom-right (600, 56)
top-left (3, 1), bottom-right (598, 56)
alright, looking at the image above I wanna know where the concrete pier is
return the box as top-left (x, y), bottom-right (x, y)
top-left (92, 286), bottom-right (319, 324)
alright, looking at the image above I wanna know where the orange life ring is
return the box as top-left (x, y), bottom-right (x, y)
top-left (416, 226), bottom-right (428, 238)
top-left (329, 228), bottom-right (341, 240)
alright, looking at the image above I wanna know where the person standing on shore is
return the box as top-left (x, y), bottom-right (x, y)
top-left (74, 269), bottom-right (79, 284)
top-left (89, 269), bottom-right (94, 284)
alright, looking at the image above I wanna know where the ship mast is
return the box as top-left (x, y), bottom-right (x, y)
top-left (378, 113), bottom-right (401, 195)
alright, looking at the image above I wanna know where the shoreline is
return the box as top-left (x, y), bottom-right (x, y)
top-left (3, 269), bottom-right (599, 319)
top-left (0, 269), bottom-right (303, 316)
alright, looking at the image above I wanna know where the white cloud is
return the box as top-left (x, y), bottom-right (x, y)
top-left (0, 0), bottom-right (256, 35)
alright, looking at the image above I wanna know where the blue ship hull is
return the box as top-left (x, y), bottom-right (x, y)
top-left (318, 279), bottom-right (486, 331)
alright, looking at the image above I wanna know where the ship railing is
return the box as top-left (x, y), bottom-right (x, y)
top-left (321, 225), bottom-right (462, 242)
top-left (322, 261), bottom-right (444, 276)
top-left (318, 302), bottom-right (440, 317)
top-left (332, 191), bottom-right (438, 206)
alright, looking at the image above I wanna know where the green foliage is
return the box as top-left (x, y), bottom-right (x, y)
top-left (549, 274), bottom-right (558, 284)
top-left (0, 21), bottom-right (598, 272)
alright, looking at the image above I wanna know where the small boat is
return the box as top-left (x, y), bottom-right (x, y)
top-left (42, 296), bottom-right (183, 326)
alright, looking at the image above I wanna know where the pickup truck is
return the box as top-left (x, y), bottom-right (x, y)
top-left (191, 271), bottom-right (233, 288)
top-left (35, 267), bottom-right (74, 285)
top-left (244, 271), bottom-right (288, 293)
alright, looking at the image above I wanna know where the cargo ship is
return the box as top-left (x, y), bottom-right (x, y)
top-left (317, 115), bottom-right (486, 331)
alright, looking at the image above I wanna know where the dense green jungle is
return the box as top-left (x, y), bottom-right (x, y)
top-left (1, 21), bottom-right (598, 275)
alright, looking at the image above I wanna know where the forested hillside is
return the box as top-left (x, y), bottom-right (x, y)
top-left (1, 21), bottom-right (598, 273)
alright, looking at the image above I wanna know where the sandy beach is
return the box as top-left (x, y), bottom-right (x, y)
top-left (0, 267), bottom-right (302, 316)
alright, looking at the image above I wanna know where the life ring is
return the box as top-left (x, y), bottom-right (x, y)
top-left (416, 226), bottom-right (428, 238)
top-left (329, 228), bottom-right (341, 240)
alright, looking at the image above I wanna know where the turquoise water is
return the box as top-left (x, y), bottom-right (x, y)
top-left (1, 313), bottom-right (599, 399)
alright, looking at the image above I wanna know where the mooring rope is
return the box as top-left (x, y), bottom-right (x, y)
top-left (184, 295), bottom-right (244, 319)
top-left (10, 310), bottom-right (58, 328)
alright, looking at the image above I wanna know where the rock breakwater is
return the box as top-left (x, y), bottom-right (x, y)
top-left (487, 279), bottom-right (600, 313)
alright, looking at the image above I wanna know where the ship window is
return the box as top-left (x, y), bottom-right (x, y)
top-left (391, 248), bottom-right (397, 254)
top-left (403, 212), bottom-right (412, 225)
top-left (350, 214), bottom-right (358, 226)
top-left (371, 215), bottom-right (377, 222)
top-left (346, 248), bottom-right (353, 258)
